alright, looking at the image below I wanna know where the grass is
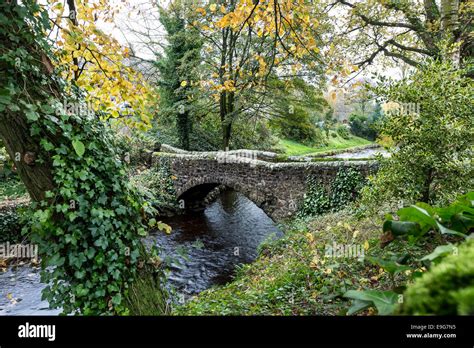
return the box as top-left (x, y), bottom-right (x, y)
top-left (276, 133), bottom-right (372, 156)
top-left (172, 209), bottom-right (430, 316)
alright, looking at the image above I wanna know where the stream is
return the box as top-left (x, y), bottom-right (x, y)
top-left (0, 189), bottom-right (282, 315)
top-left (329, 147), bottom-right (389, 159)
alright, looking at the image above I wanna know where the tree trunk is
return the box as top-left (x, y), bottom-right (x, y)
top-left (0, 115), bottom-right (54, 202)
top-left (420, 167), bottom-right (434, 203)
top-left (222, 122), bottom-right (232, 150)
top-left (177, 110), bottom-right (190, 150)
top-left (441, 0), bottom-right (461, 65)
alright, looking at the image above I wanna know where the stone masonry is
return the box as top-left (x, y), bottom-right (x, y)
top-left (152, 149), bottom-right (377, 221)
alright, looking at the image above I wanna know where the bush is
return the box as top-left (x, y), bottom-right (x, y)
top-left (0, 207), bottom-right (22, 243)
top-left (336, 125), bottom-right (351, 140)
top-left (115, 131), bottom-right (160, 167)
top-left (349, 113), bottom-right (377, 140)
top-left (130, 156), bottom-right (179, 215)
top-left (401, 239), bottom-right (474, 315)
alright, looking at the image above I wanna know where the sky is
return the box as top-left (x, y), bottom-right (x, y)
top-left (98, 0), bottom-right (167, 60)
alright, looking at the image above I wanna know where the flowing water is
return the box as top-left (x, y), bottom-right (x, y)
top-left (0, 189), bottom-right (282, 315)
top-left (149, 190), bottom-right (283, 295)
top-left (329, 147), bottom-right (389, 159)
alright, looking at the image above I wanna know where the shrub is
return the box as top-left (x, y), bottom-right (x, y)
top-left (336, 125), bottom-right (351, 140)
top-left (0, 207), bottom-right (23, 243)
top-left (115, 131), bottom-right (160, 167)
top-left (130, 156), bottom-right (179, 215)
top-left (401, 239), bottom-right (474, 315)
top-left (349, 113), bottom-right (377, 140)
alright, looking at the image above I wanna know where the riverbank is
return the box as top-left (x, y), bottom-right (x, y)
top-left (173, 209), bottom-right (429, 315)
top-left (276, 136), bottom-right (372, 156)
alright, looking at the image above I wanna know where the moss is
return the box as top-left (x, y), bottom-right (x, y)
top-left (401, 239), bottom-right (474, 315)
top-left (125, 270), bottom-right (170, 315)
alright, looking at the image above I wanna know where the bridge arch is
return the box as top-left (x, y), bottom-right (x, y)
top-left (176, 176), bottom-right (277, 216)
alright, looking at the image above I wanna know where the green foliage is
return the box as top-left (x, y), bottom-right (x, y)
top-left (124, 265), bottom-right (170, 315)
top-left (401, 239), bottom-right (474, 315)
top-left (330, 168), bottom-right (366, 209)
top-left (26, 111), bottom-right (149, 315)
top-left (363, 59), bottom-right (474, 206)
top-left (336, 125), bottom-right (351, 140)
top-left (271, 103), bottom-right (325, 146)
top-left (131, 157), bottom-right (179, 215)
top-left (299, 168), bottom-right (365, 217)
top-left (366, 256), bottom-right (411, 278)
top-left (155, 5), bottom-right (202, 150)
top-left (383, 191), bottom-right (474, 242)
top-left (269, 77), bottom-right (328, 147)
top-left (0, 1), bottom-right (152, 315)
top-left (299, 177), bottom-right (331, 216)
top-left (0, 204), bottom-right (29, 244)
top-left (0, 177), bottom-right (27, 201)
top-left (419, 244), bottom-right (457, 264)
top-left (346, 192), bottom-right (473, 316)
top-left (344, 289), bottom-right (399, 315)
top-left (0, 145), bottom-right (15, 179)
top-left (349, 113), bottom-right (378, 141)
top-left (115, 130), bottom-right (160, 167)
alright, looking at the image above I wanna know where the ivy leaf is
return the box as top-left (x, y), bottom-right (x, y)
top-left (111, 293), bottom-right (122, 305)
top-left (148, 218), bottom-right (157, 227)
top-left (436, 221), bottom-right (467, 238)
top-left (25, 110), bottom-right (39, 121)
top-left (157, 221), bottom-right (172, 234)
top-left (137, 227), bottom-right (147, 236)
top-left (72, 139), bottom-right (85, 157)
top-left (346, 299), bottom-right (372, 315)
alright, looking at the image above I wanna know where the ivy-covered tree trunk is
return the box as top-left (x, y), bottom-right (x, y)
top-left (0, 0), bottom-right (148, 315)
top-left (0, 114), bottom-right (54, 202)
top-left (219, 90), bottom-right (233, 151)
top-left (156, 6), bottom-right (202, 151)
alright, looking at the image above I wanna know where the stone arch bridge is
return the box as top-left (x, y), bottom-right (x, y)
top-left (151, 146), bottom-right (377, 221)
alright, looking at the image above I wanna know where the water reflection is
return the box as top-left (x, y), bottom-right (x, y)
top-left (147, 189), bottom-right (283, 295)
